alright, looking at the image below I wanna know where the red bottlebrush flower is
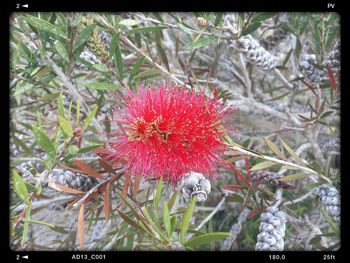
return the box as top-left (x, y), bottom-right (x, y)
top-left (106, 84), bottom-right (237, 183)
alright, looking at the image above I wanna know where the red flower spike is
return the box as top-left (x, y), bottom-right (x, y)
top-left (106, 84), bottom-right (237, 184)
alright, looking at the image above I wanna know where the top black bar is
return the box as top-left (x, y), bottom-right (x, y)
top-left (6, 0), bottom-right (343, 12)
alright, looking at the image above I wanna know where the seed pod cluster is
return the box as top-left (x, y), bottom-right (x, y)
top-left (255, 207), bottom-right (287, 251)
top-left (235, 35), bottom-right (277, 71)
top-left (300, 54), bottom-right (325, 86)
top-left (49, 168), bottom-right (98, 192)
top-left (322, 40), bottom-right (340, 73)
top-left (315, 184), bottom-right (340, 224)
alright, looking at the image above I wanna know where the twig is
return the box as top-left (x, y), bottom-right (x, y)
top-left (11, 194), bottom-right (76, 213)
top-left (191, 194), bottom-right (227, 237)
top-left (273, 68), bottom-right (294, 89)
top-left (283, 190), bottom-right (315, 206)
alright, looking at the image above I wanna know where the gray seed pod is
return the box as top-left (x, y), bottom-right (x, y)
top-left (255, 207), bottom-right (286, 251)
top-left (235, 35), bottom-right (277, 71)
top-left (322, 40), bottom-right (340, 73)
top-left (179, 172), bottom-right (211, 202)
top-left (49, 168), bottom-right (98, 192)
top-left (315, 184), bottom-right (340, 224)
top-left (300, 54), bottom-right (325, 86)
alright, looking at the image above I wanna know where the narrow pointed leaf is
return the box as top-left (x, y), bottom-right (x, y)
top-left (32, 126), bottom-right (56, 160)
top-left (279, 173), bottom-right (313, 182)
top-left (264, 137), bottom-right (287, 161)
top-left (163, 203), bottom-right (171, 237)
top-left (57, 116), bottom-right (73, 137)
top-left (82, 105), bottom-right (99, 131)
top-left (250, 161), bottom-right (277, 171)
top-left (21, 203), bottom-right (32, 246)
top-left (180, 197), bottom-right (196, 243)
top-left (280, 138), bottom-right (304, 165)
top-left (11, 171), bottom-right (29, 204)
top-left (184, 232), bottom-right (231, 249)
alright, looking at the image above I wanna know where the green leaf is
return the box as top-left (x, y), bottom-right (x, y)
top-left (36, 110), bottom-right (43, 128)
top-left (129, 56), bottom-right (145, 83)
top-left (321, 111), bottom-right (334, 119)
top-left (18, 42), bottom-right (36, 63)
top-left (312, 161), bottom-right (323, 175)
top-left (76, 99), bottom-right (80, 125)
top-left (226, 194), bottom-right (244, 203)
top-left (24, 15), bottom-right (66, 39)
top-left (184, 232), bottom-right (231, 248)
top-left (74, 24), bottom-right (96, 52)
top-left (57, 116), bottom-right (73, 137)
top-left (251, 12), bottom-right (277, 23)
top-left (154, 177), bottom-right (163, 209)
top-left (279, 173), bottom-right (313, 182)
top-left (127, 26), bottom-right (167, 34)
top-left (309, 235), bottom-right (321, 245)
top-left (184, 36), bottom-right (218, 50)
top-left (178, 23), bottom-right (193, 35)
top-left (13, 82), bottom-right (34, 97)
top-left (142, 207), bottom-right (164, 239)
top-left (82, 105), bottom-right (99, 131)
top-left (67, 145), bottom-right (79, 155)
top-left (117, 210), bottom-right (147, 233)
top-left (32, 126), bottom-right (56, 160)
top-left (280, 138), bottom-right (304, 165)
top-left (112, 33), bottom-right (124, 79)
top-left (180, 197), bottom-right (196, 243)
top-left (170, 215), bottom-right (177, 235)
top-left (295, 37), bottom-right (302, 57)
top-left (21, 203), bottom-right (32, 246)
top-left (283, 48), bottom-right (293, 66)
top-left (155, 31), bottom-right (170, 71)
top-left (118, 19), bottom-right (141, 27)
top-left (22, 219), bottom-right (69, 234)
top-left (241, 22), bottom-right (261, 36)
top-left (11, 171), bottom-right (29, 204)
top-left (162, 203), bottom-right (171, 237)
top-left (250, 161), bottom-right (277, 171)
top-left (134, 68), bottom-right (161, 81)
top-left (167, 191), bottom-right (178, 211)
top-left (264, 137), bottom-right (287, 160)
top-left (214, 13), bottom-right (224, 27)
top-left (57, 93), bottom-right (65, 118)
top-left (54, 41), bottom-right (69, 62)
top-left (78, 143), bottom-right (104, 154)
top-left (321, 208), bottom-right (339, 236)
top-left (85, 81), bottom-right (118, 91)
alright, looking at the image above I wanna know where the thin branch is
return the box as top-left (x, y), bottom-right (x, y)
top-left (283, 190), bottom-right (315, 206)
top-left (190, 194), bottom-right (227, 237)
top-left (228, 144), bottom-right (333, 184)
